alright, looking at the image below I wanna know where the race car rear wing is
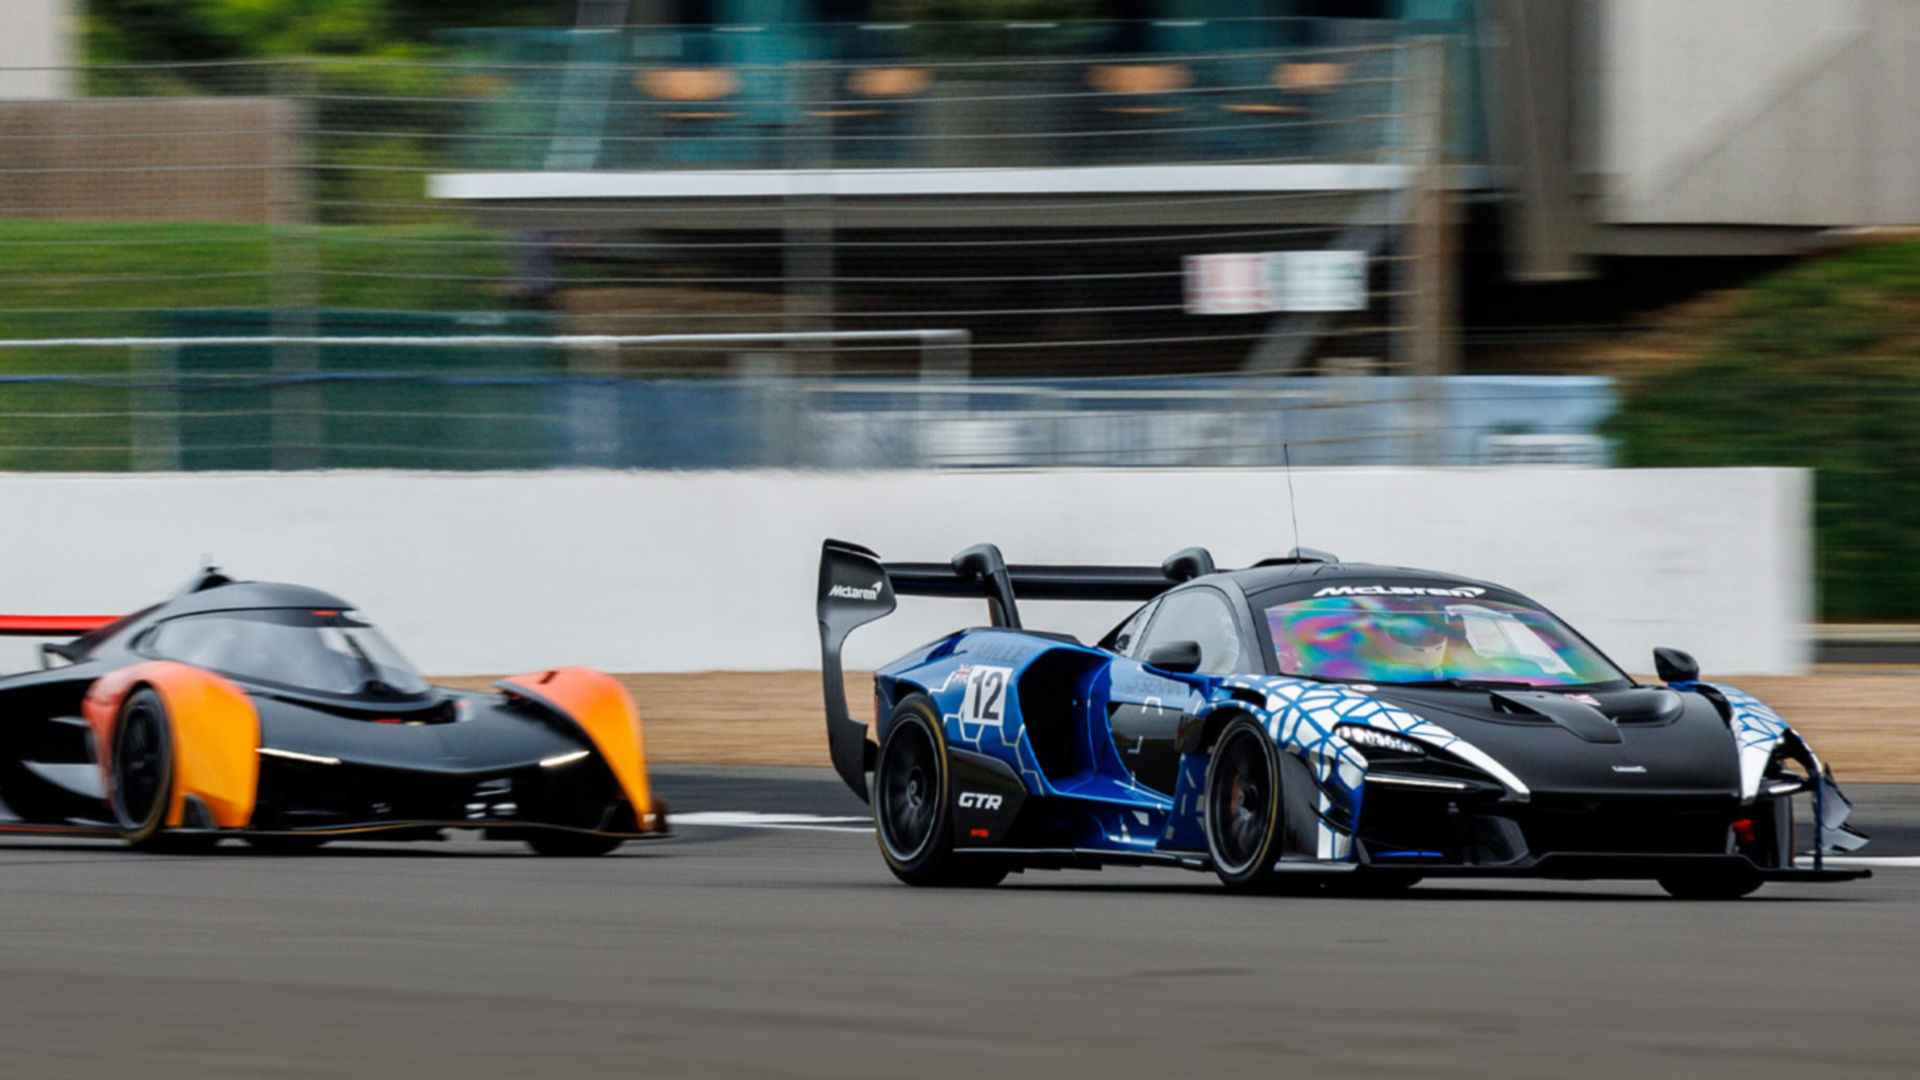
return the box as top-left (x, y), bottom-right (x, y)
top-left (0, 615), bottom-right (119, 637)
top-left (0, 614), bottom-right (125, 667)
top-left (816, 538), bottom-right (1213, 800)
top-left (0, 570), bottom-right (232, 645)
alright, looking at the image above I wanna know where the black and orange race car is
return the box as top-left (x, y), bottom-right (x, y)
top-left (0, 568), bottom-right (663, 853)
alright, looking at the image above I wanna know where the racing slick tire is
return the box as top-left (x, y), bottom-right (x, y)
top-left (1657, 867), bottom-right (1764, 900)
top-left (526, 831), bottom-right (625, 857)
top-left (110, 688), bottom-right (215, 853)
top-left (874, 694), bottom-right (1007, 888)
top-left (1204, 715), bottom-right (1299, 893)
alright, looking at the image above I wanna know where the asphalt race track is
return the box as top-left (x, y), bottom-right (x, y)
top-left (0, 768), bottom-right (1916, 1079)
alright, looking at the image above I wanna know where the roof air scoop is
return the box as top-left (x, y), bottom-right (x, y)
top-left (1254, 547), bottom-right (1340, 567)
top-left (174, 564), bottom-right (237, 597)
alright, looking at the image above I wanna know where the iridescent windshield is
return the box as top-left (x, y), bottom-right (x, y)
top-left (1265, 595), bottom-right (1624, 687)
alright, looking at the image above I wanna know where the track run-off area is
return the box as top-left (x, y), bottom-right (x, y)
top-left (0, 767), bottom-right (1915, 1079)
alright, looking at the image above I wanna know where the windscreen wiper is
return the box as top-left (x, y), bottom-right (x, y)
top-left (1392, 677), bottom-right (1541, 690)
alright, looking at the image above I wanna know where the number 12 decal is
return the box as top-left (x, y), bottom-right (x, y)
top-left (961, 665), bottom-right (1012, 728)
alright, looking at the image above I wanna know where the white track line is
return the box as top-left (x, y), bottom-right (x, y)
top-left (1797, 855), bottom-right (1920, 869)
top-left (674, 811), bottom-right (874, 834)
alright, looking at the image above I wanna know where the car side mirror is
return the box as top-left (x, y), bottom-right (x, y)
top-left (1654, 647), bottom-right (1699, 685)
top-left (1145, 640), bottom-right (1203, 675)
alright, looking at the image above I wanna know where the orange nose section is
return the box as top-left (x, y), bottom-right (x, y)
top-left (498, 668), bottom-right (654, 829)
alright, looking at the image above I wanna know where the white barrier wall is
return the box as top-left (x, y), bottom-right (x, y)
top-left (0, 468), bottom-right (1811, 676)
top-left (0, 1), bottom-right (73, 100)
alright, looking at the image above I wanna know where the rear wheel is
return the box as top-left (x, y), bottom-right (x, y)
top-left (874, 694), bottom-right (1006, 888)
top-left (1205, 717), bottom-right (1288, 892)
top-left (527, 831), bottom-right (624, 857)
top-left (1658, 868), bottom-right (1763, 900)
top-left (111, 689), bottom-right (213, 853)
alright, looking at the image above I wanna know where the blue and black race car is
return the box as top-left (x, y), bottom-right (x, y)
top-left (817, 540), bottom-right (1868, 897)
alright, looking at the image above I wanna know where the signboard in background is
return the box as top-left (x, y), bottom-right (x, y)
top-left (1185, 250), bottom-right (1368, 315)
top-left (1478, 433), bottom-right (1611, 467)
top-left (1277, 250), bottom-right (1370, 312)
top-left (1182, 253), bottom-right (1269, 314)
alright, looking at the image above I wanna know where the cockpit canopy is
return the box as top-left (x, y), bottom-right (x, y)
top-left (140, 607), bottom-right (429, 698)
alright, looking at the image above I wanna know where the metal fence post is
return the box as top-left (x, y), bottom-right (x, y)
top-left (916, 329), bottom-right (970, 419)
top-left (1395, 37), bottom-right (1459, 465)
top-left (130, 344), bottom-right (181, 471)
top-left (782, 62), bottom-right (835, 374)
top-left (269, 59), bottom-right (321, 469)
top-left (566, 339), bottom-right (624, 467)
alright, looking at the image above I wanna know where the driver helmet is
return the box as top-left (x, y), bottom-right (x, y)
top-left (1374, 612), bottom-right (1449, 672)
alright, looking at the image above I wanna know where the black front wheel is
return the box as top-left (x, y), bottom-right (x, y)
top-left (873, 694), bottom-right (1005, 888)
top-left (1205, 716), bottom-right (1289, 892)
top-left (112, 689), bottom-right (178, 850)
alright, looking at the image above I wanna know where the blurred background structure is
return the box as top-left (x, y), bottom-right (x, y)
top-left (2, 0), bottom-right (1919, 618)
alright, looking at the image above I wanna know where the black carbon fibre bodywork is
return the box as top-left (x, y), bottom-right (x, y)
top-left (948, 748), bottom-right (1026, 847)
top-left (245, 692), bottom-right (639, 836)
top-left (0, 574), bottom-right (655, 844)
top-left (1369, 685), bottom-right (1742, 796)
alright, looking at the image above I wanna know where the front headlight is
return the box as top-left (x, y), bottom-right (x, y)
top-left (1336, 724), bottom-right (1425, 757)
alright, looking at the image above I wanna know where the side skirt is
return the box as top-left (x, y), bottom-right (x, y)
top-left (950, 848), bottom-right (1362, 874)
top-left (1377, 852), bottom-right (1869, 882)
top-left (0, 820), bottom-right (666, 843)
top-left (953, 847), bottom-right (1212, 872)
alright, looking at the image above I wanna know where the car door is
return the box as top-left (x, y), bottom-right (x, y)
top-left (1104, 587), bottom-right (1253, 794)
